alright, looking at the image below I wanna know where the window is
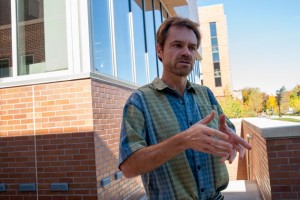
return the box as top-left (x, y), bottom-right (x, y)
top-left (91, 0), bottom-right (113, 76)
top-left (154, 0), bottom-right (163, 77)
top-left (0, 58), bottom-right (10, 77)
top-left (17, 0), bottom-right (68, 76)
top-left (132, 0), bottom-right (147, 85)
top-left (215, 77), bottom-right (222, 87)
top-left (0, 0), bottom-right (12, 78)
top-left (113, 0), bottom-right (133, 82)
top-left (145, 0), bottom-right (159, 81)
top-left (212, 52), bottom-right (220, 62)
top-left (209, 22), bottom-right (217, 37)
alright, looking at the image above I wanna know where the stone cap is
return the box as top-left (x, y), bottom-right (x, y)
top-left (242, 117), bottom-right (300, 139)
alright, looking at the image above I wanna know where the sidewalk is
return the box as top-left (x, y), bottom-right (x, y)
top-left (223, 180), bottom-right (262, 200)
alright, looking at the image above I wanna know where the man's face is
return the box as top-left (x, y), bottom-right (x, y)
top-left (157, 26), bottom-right (198, 77)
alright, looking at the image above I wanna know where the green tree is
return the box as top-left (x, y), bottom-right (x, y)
top-left (218, 96), bottom-right (244, 118)
top-left (242, 88), bottom-right (264, 115)
top-left (289, 85), bottom-right (300, 113)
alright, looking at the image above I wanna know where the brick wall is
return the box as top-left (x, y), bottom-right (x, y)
top-left (242, 119), bottom-right (300, 200)
top-left (267, 138), bottom-right (300, 200)
top-left (242, 121), bottom-right (271, 200)
top-left (91, 79), bottom-right (144, 199)
top-left (225, 119), bottom-right (247, 180)
top-left (0, 78), bottom-right (145, 199)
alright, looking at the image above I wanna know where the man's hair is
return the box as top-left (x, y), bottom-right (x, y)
top-left (156, 16), bottom-right (201, 49)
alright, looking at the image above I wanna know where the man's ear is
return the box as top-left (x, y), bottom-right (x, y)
top-left (156, 44), bottom-right (163, 61)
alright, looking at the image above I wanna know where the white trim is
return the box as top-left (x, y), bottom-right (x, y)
top-left (69, 0), bottom-right (81, 74)
top-left (11, 0), bottom-right (17, 77)
top-left (109, 0), bottom-right (117, 77)
top-left (128, 12), bottom-right (136, 83)
top-left (66, 0), bottom-right (74, 74)
top-left (78, 0), bottom-right (91, 73)
top-left (145, 52), bottom-right (150, 83)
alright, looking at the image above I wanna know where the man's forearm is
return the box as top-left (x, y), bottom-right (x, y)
top-left (120, 132), bottom-right (187, 178)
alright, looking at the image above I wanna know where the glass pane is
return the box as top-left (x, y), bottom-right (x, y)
top-left (209, 22), bottom-right (217, 37)
top-left (212, 52), bottom-right (219, 62)
top-left (211, 37), bottom-right (218, 47)
top-left (17, 0), bottom-right (68, 76)
top-left (0, 0), bottom-right (12, 78)
top-left (132, 0), bottom-right (147, 85)
top-left (113, 0), bottom-right (133, 82)
top-left (145, 0), bottom-right (158, 81)
top-left (154, 0), bottom-right (162, 77)
top-left (213, 62), bottom-right (220, 70)
top-left (215, 77), bottom-right (222, 87)
top-left (92, 0), bottom-right (113, 75)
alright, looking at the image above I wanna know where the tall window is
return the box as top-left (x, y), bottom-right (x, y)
top-left (154, 0), bottom-right (163, 77)
top-left (17, 0), bottom-right (68, 75)
top-left (113, 0), bottom-right (133, 82)
top-left (145, 0), bottom-right (158, 81)
top-left (209, 22), bottom-right (222, 87)
top-left (132, 0), bottom-right (147, 85)
top-left (92, 0), bottom-right (113, 76)
top-left (0, 0), bottom-right (12, 77)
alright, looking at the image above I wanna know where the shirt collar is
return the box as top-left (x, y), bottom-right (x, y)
top-left (152, 77), bottom-right (195, 93)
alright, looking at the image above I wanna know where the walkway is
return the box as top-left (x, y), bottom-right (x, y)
top-left (223, 180), bottom-right (262, 200)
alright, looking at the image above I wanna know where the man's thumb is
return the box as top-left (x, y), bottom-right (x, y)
top-left (198, 111), bottom-right (215, 125)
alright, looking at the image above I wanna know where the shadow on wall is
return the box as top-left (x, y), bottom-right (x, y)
top-left (0, 131), bottom-right (145, 199)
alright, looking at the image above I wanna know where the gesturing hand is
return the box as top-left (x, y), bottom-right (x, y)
top-left (183, 111), bottom-right (233, 158)
top-left (218, 114), bottom-right (252, 163)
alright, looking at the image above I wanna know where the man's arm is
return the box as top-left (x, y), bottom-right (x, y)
top-left (120, 111), bottom-right (232, 178)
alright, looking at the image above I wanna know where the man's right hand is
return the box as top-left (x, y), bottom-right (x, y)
top-left (182, 111), bottom-right (233, 159)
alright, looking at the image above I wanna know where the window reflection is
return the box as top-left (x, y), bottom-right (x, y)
top-left (92, 0), bottom-right (113, 76)
top-left (0, 0), bottom-right (12, 77)
top-left (154, 0), bottom-right (162, 77)
top-left (145, 0), bottom-right (158, 81)
top-left (113, 0), bottom-right (133, 82)
top-left (17, 0), bottom-right (68, 76)
top-left (132, 0), bottom-right (147, 85)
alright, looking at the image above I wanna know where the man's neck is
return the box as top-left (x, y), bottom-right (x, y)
top-left (161, 75), bottom-right (187, 96)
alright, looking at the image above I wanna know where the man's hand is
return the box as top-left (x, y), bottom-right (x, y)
top-left (183, 111), bottom-right (233, 159)
top-left (218, 114), bottom-right (252, 163)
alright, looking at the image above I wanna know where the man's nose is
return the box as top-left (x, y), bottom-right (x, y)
top-left (181, 46), bottom-right (191, 57)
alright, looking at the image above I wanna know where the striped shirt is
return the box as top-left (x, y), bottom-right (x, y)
top-left (119, 78), bottom-right (235, 199)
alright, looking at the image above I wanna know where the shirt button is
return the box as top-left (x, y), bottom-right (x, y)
top-left (201, 188), bottom-right (205, 192)
top-left (189, 122), bottom-right (193, 126)
top-left (197, 165), bottom-right (201, 170)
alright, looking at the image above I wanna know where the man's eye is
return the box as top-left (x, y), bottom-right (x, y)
top-left (189, 46), bottom-right (196, 51)
top-left (174, 44), bottom-right (182, 48)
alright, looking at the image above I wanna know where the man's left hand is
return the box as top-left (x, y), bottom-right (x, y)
top-left (218, 114), bottom-right (252, 163)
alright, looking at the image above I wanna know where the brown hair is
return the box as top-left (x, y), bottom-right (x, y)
top-left (156, 16), bottom-right (201, 49)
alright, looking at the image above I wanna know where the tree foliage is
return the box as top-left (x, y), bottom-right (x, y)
top-left (218, 96), bottom-right (244, 118)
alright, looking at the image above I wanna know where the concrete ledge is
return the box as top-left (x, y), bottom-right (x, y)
top-left (242, 117), bottom-right (300, 139)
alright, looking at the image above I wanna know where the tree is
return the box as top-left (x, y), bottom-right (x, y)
top-left (218, 96), bottom-right (244, 118)
top-left (267, 96), bottom-right (277, 115)
top-left (276, 86), bottom-right (286, 117)
top-left (248, 89), bottom-right (264, 115)
top-left (289, 85), bottom-right (300, 113)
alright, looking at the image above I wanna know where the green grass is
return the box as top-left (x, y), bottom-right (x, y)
top-left (272, 118), bottom-right (300, 123)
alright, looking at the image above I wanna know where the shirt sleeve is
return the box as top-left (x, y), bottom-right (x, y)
top-left (118, 92), bottom-right (148, 168)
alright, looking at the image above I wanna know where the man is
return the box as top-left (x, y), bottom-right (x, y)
top-left (119, 17), bottom-right (251, 199)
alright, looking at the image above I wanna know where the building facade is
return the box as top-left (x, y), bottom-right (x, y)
top-left (198, 4), bottom-right (233, 97)
top-left (0, 0), bottom-right (200, 199)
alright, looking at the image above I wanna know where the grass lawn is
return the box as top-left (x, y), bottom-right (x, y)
top-left (272, 118), bottom-right (300, 123)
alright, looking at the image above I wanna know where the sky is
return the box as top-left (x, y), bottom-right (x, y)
top-left (197, 0), bottom-right (300, 95)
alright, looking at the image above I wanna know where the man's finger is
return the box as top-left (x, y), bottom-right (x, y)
top-left (198, 111), bottom-right (215, 125)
